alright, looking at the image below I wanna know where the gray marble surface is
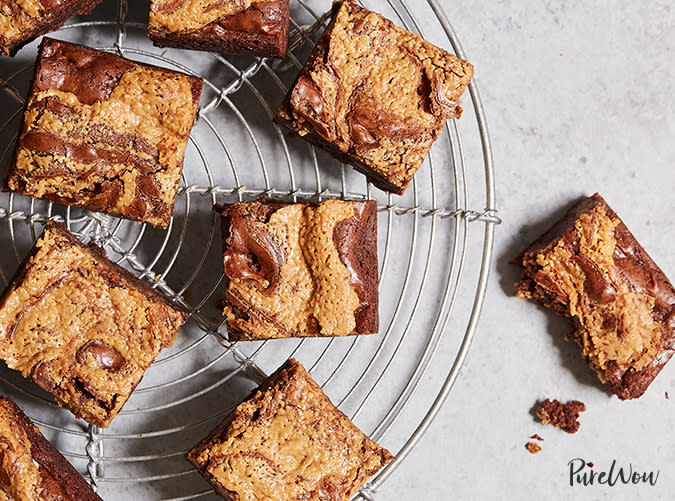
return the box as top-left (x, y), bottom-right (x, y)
top-left (380, 0), bottom-right (675, 499)
top-left (0, 0), bottom-right (672, 500)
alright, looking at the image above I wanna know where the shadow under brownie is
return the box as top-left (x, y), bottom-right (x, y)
top-left (0, 222), bottom-right (189, 427)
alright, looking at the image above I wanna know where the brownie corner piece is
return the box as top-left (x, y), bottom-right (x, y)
top-left (148, 0), bottom-right (290, 58)
top-left (0, 397), bottom-right (102, 500)
top-left (215, 198), bottom-right (378, 340)
top-left (516, 193), bottom-right (675, 399)
top-left (5, 37), bottom-right (203, 228)
top-left (274, 0), bottom-right (474, 195)
top-left (0, 0), bottom-right (103, 56)
top-left (187, 358), bottom-right (394, 500)
top-left (0, 221), bottom-right (189, 426)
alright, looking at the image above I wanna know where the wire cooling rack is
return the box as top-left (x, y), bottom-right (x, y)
top-left (0, 0), bottom-right (499, 499)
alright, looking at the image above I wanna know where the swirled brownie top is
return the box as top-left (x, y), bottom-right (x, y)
top-left (516, 194), bottom-right (675, 399)
top-left (0, 0), bottom-right (103, 56)
top-left (275, 0), bottom-right (474, 195)
top-left (187, 359), bottom-right (394, 501)
top-left (0, 397), bottom-right (101, 500)
top-left (148, 0), bottom-right (289, 58)
top-left (216, 199), bottom-right (378, 340)
top-left (5, 38), bottom-right (203, 228)
top-left (0, 222), bottom-right (188, 427)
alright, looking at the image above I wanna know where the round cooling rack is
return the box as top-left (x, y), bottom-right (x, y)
top-left (0, 0), bottom-right (499, 499)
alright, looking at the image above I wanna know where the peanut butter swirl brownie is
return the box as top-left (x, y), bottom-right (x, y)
top-left (275, 0), bottom-right (474, 195)
top-left (5, 38), bottom-right (203, 228)
top-left (215, 198), bottom-right (378, 340)
top-left (516, 194), bottom-right (675, 399)
top-left (148, 0), bottom-right (289, 58)
top-left (187, 359), bottom-right (394, 501)
top-left (0, 397), bottom-right (101, 500)
top-left (0, 222), bottom-right (189, 427)
top-left (0, 0), bottom-right (103, 56)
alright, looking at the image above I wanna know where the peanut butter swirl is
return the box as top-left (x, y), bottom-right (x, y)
top-left (276, 1), bottom-right (474, 194)
top-left (187, 359), bottom-right (394, 501)
top-left (221, 200), bottom-right (367, 339)
top-left (516, 194), bottom-right (675, 399)
top-left (150, 0), bottom-right (275, 33)
top-left (6, 38), bottom-right (202, 228)
top-left (0, 223), bottom-right (187, 427)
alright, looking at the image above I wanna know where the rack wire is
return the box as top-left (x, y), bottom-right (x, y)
top-left (0, 0), bottom-right (499, 499)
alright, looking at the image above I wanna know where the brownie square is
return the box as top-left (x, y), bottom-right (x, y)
top-left (148, 0), bottom-right (289, 59)
top-left (0, 397), bottom-right (101, 500)
top-left (5, 37), bottom-right (203, 228)
top-left (187, 359), bottom-right (394, 500)
top-left (0, 222), bottom-right (189, 427)
top-left (0, 0), bottom-right (103, 56)
top-left (274, 0), bottom-right (474, 195)
top-left (516, 193), bottom-right (675, 399)
top-left (215, 198), bottom-right (378, 340)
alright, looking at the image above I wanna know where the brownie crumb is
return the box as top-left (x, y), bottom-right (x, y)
top-left (529, 434), bottom-right (544, 441)
top-left (536, 399), bottom-right (585, 434)
top-left (666, 392), bottom-right (670, 399)
top-left (588, 462), bottom-right (594, 467)
top-left (526, 442), bottom-right (542, 454)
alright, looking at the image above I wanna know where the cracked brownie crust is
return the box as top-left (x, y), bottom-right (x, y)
top-left (0, 0), bottom-right (103, 56)
top-left (216, 198), bottom-right (378, 340)
top-left (5, 38), bottom-right (203, 228)
top-left (187, 359), bottom-right (394, 501)
top-left (0, 222), bottom-right (189, 427)
top-left (274, 0), bottom-right (474, 195)
top-left (0, 397), bottom-right (101, 500)
top-left (148, 0), bottom-right (289, 58)
top-left (516, 194), bottom-right (675, 399)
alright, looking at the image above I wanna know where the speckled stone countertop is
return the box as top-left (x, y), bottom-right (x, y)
top-left (382, 1), bottom-right (674, 499)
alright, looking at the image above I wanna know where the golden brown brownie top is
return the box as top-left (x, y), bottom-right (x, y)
top-left (0, 223), bottom-right (187, 427)
top-left (7, 38), bottom-right (202, 227)
top-left (221, 200), bottom-right (371, 339)
top-left (518, 203), bottom-right (666, 378)
top-left (278, 0), bottom-right (473, 191)
top-left (0, 399), bottom-right (45, 499)
top-left (150, 0), bottom-right (277, 33)
top-left (187, 359), bottom-right (394, 500)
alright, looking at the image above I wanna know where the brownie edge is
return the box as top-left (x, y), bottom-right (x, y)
top-left (0, 0), bottom-right (103, 56)
top-left (148, 0), bottom-right (289, 58)
top-left (0, 397), bottom-right (101, 500)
